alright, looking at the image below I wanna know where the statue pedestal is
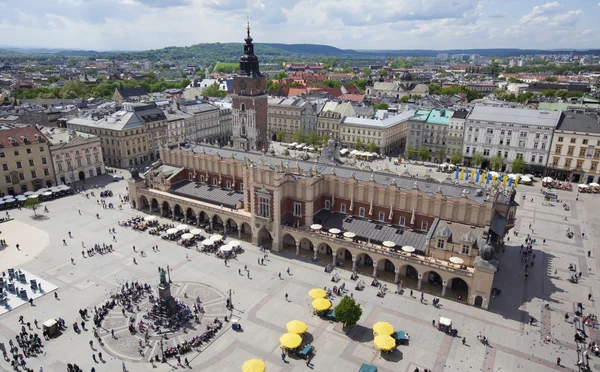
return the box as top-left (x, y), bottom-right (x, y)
top-left (158, 282), bottom-right (176, 312)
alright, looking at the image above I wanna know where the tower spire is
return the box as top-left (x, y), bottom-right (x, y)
top-left (246, 15), bottom-right (251, 38)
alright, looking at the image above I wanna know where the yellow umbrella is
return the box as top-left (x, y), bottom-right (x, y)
top-left (374, 334), bottom-right (396, 351)
top-left (280, 332), bottom-right (302, 349)
top-left (308, 288), bottom-right (327, 299)
top-left (241, 359), bottom-right (266, 372)
top-left (286, 320), bottom-right (308, 334)
top-left (311, 298), bottom-right (331, 311)
top-left (373, 321), bottom-right (394, 336)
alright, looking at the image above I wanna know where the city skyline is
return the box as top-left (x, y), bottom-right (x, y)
top-left (0, 0), bottom-right (598, 52)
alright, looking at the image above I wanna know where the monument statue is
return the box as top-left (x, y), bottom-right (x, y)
top-left (159, 268), bottom-right (167, 285)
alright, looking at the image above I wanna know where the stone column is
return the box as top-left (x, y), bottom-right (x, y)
top-left (332, 250), bottom-right (337, 266)
top-left (372, 263), bottom-right (378, 277)
top-left (296, 242), bottom-right (300, 255)
top-left (313, 246), bottom-right (318, 260)
top-left (352, 255), bottom-right (357, 271)
top-left (160, 206), bottom-right (164, 217)
top-left (441, 281), bottom-right (447, 297)
top-left (394, 267), bottom-right (400, 284)
top-left (417, 273), bottom-right (423, 290)
top-left (197, 213), bottom-right (202, 227)
top-left (209, 219), bottom-right (214, 230)
top-left (237, 229), bottom-right (241, 239)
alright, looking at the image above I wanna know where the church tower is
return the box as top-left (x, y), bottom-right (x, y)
top-left (231, 22), bottom-right (268, 151)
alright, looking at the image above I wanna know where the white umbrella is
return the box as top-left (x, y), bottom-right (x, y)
top-left (58, 185), bottom-right (70, 190)
top-left (542, 177), bottom-right (553, 183)
top-left (190, 229), bottom-right (203, 235)
top-left (181, 233), bottom-right (194, 240)
top-left (520, 176), bottom-right (532, 183)
top-left (578, 184), bottom-right (589, 189)
top-left (28, 195), bottom-right (39, 199)
top-left (310, 224), bottom-right (322, 230)
top-left (590, 183), bottom-right (600, 188)
top-left (144, 216), bottom-right (156, 222)
top-left (210, 234), bottom-right (223, 241)
top-left (328, 228), bottom-right (341, 234)
top-left (43, 192), bottom-right (52, 196)
top-left (4, 198), bottom-right (15, 203)
top-left (3, 195), bottom-right (14, 200)
top-left (343, 232), bottom-right (356, 238)
top-left (382, 241), bottom-right (396, 248)
top-left (0, 201), bottom-right (4, 205)
top-left (488, 171), bottom-right (500, 178)
top-left (177, 224), bottom-right (189, 231)
top-left (402, 246), bottom-right (416, 253)
top-left (220, 245), bottom-right (233, 252)
top-left (229, 240), bottom-right (240, 247)
top-left (16, 196), bottom-right (27, 201)
top-left (449, 257), bottom-right (464, 264)
top-left (202, 239), bottom-right (214, 246)
top-left (37, 188), bottom-right (48, 193)
top-left (166, 228), bottom-right (178, 235)
top-left (23, 191), bottom-right (34, 196)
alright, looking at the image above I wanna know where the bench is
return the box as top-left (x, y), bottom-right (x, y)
top-left (298, 345), bottom-right (313, 359)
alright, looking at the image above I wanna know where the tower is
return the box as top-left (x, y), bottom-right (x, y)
top-left (231, 22), bottom-right (268, 151)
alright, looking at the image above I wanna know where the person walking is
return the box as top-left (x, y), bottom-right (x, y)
top-left (247, 270), bottom-right (250, 279)
top-left (285, 293), bottom-right (289, 301)
top-left (462, 337), bottom-right (466, 345)
top-left (589, 293), bottom-right (593, 301)
top-left (287, 267), bottom-right (291, 275)
top-left (111, 329), bottom-right (115, 339)
top-left (556, 357), bottom-right (561, 366)
top-left (122, 361), bottom-right (127, 372)
top-left (92, 354), bottom-right (97, 363)
top-left (278, 272), bottom-right (281, 279)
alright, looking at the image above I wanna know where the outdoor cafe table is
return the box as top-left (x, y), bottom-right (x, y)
top-left (329, 228), bottom-right (341, 234)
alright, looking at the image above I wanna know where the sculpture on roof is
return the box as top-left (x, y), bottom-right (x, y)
top-left (319, 138), bottom-right (341, 163)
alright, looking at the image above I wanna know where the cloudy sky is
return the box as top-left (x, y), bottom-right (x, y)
top-left (0, 0), bottom-right (597, 51)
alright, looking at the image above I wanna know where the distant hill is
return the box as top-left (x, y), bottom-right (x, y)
top-left (1, 44), bottom-right (600, 60)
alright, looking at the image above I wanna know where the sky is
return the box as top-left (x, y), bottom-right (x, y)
top-left (0, 0), bottom-right (598, 51)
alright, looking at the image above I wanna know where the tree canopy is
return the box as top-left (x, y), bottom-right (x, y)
top-left (405, 146), bottom-right (416, 160)
top-left (450, 152), bottom-right (464, 165)
top-left (471, 152), bottom-right (485, 167)
top-left (24, 198), bottom-right (40, 216)
top-left (511, 156), bottom-right (526, 173)
top-left (201, 83), bottom-right (227, 98)
top-left (418, 147), bottom-right (430, 162)
top-left (333, 296), bottom-right (362, 328)
top-left (490, 154), bottom-right (505, 171)
top-left (365, 142), bottom-right (378, 153)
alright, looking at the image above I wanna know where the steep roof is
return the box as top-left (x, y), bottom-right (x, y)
top-left (556, 112), bottom-right (600, 134)
top-left (0, 125), bottom-right (47, 147)
top-left (116, 87), bottom-right (148, 99)
top-left (467, 106), bottom-right (563, 128)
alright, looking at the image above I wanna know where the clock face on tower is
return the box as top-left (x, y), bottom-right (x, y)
top-left (239, 80), bottom-right (247, 91)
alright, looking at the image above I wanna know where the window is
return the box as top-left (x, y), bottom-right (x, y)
top-left (570, 138), bottom-right (576, 143)
top-left (226, 181), bottom-right (231, 189)
top-left (583, 139), bottom-right (589, 145)
top-left (240, 183), bottom-right (244, 191)
top-left (504, 151), bottom-right (508, 158)
top-left (538, 156), bottom-right (543, 163)
top-left (461, 245), bottom-right (470, 255)
top-left (592, 162), bottom-right (598, 171)
top-left (558, 136), bottom-right (564, 142)
top-left (293, 202), bottom-right (302, 217)
top-left (258, 196), bottom-right (270, 218)
top-left (0, 152), bottom-right (4, 158)
top-left (483, 149), bottom-right (490, 156)
top-left (4, 175), bottom-right (11, 183)
top-left (26, 149), bottom-right (31, 154)
top-left (509, 212), bottom-right (514, 220)
top-left (212, 178), bottom-right (218, 186)
top-left (57, 162), bottom-right (63, 172)
top-left (565, 159), bottom-right (571, 167)
top-left (533, 142), bottom-right (538, 149)
top-left (486, 128), bottom-right (493, 134)
top-left (77, 158), bottom-right (82, 167)
top-left (88, 169), bottom-right (94, 178)
top-left (39, 146), bottom-right (44, 152)
top-left (18, 173), bottom-right (24, 181)
top-left (31, 170), bottom-right (37, 178)
top-left (567, 147), bottom-right (574, 155)
top-left (42, 157), bottom-right (47, 165)
top-left (437, 239), bottom-right (445, 249)
top-left (531, 155), bottom-right (536, 162)
top-left (379, 212), bottom-right (385, 221)
top-left (577, 160), bottom-right (583, 169)
top-left (16, 161), bottom-right (22, 169)
top-left (465, 147), bottom-right (470, 154)
top-left (359, 207), bottom-right (365, 217)
top-left (421, 221), bottom-right (428, 231)
top-left (14, 150), bottom-right (19, 156)
top-left (541, 143), bottom-right (546, 150)
top-left (28, 159), bottom-right (34, 166)
top-left (1, 164), bottom-right (7, 171)
top-left (199, 175), bottom-right (205, 183)
top-left (325, 200), bottom-right (331, 210)
top-left (43, 168), bottom-right (49, 176)
top-left (555, 145), bottom-right (562, 154)
top-left (340, 203), bottom-right (346, 213)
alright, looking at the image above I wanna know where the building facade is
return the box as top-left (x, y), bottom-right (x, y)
top-left (547, 111), bottom-right (600, 183)
top-left (0, 125), bottom-right (55, 196)
top-left (447, 110), bottom-right (468, 159)
top-left (43, 128), bottom-right (105, 185)
top-left (316, 101), bottom-right (354, 141)
top-left (129, 144), bottom-right (519, 309)
top-left (231, 24), bottom-right (268, 151)
top-left (462, 106), bottom-right (562, 172)
top-left (421, 108), bottom-right (453, 162)
top-left (132, 103), bottom-right (168, 161)
top-left (66, 108), bottom-right (149, 168)
top-left (267, 97), bottom-right (308, 140)
top-left (340, 110), bottom-right (414, 154)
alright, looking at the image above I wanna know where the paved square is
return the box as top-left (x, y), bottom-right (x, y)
top-left (0, 176), bottom-right (596, 372)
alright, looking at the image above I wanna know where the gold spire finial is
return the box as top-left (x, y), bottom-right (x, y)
top-left (246, 15), bottom-right (251, 34)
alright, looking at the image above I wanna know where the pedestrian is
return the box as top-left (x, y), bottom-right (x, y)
top-left (281, 352), bottom-right (286, 361)
top-left (238, 269), bottom-right (241, 275)
top-left (98, 352), bottom-right (102, 361)
top-left (525, 273), bottom-right (529, 279)
top-left (92, 354), bottom-right (97, 363)
top-left (78, 209), bottom-right (81, 215)
top-left (63, 239), bottom-right (66, 245)
top-left (285, 293), bottom-right (289, 301)
top-left (462, 337), bottom-right (466, 345)
top-left (247, 270), bottom-right (250, 279)
top-left (186, 253), bottom-right (189, 260)
top-left (89, 340), bottom-right (94, 349)
top-left (122, 361), bottom-right (127, 372)
top-left (588, 250), bottom-right (592, 257)
top-left (16, 244), bottom-right (19, 250)
top-left (224, 259), bottom-right (227, 266)
top-left (71, 258), bottom-right (75, 264)
top-left (589, 293), bottom-right (593, 301)
top-left (111, 329), bottom-right (115, 339)
top-left (432, 319), bottom-right (435, 327)
top-left (564, 313), bottom-right (569, 322)
top-left (410, 289), bottom-right (413, 297)
top-left (287, 267), bottom-right (291, 275)
top-left (278, 272), bottom-right (281, 279)
top-left (185, 358), bottom-right (189, 367)
top-left (244, 264), bottom-right (247, 271)
top-left (258, 258), bottom-right (260, 265)
top-left (556, 357), bottom-right (561, 366)
top-left (133, 246), bottom-right (136, 252)
top-left (306, 358), bottom-right (311, 367)
top-left (34, 319), bottom-right (38, 328)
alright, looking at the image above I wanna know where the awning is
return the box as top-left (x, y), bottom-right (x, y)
top-left (490, 213), bottom-right (507, 237)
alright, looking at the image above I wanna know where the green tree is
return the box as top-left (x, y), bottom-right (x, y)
top-left (373, 103), bottom-right (389, 110)
top-left (333, 296), bottom-right (363, 328)
top-left (450, 152), bottom-right (464, 165)
top-left (322, 79), bottom-right (343, 88)
top-left (307, 131), bottom-right (320, 146)
top-left (266, 80), bottom-right (281, 94)
top-left (275, 131), bottom-right (287, 142)
top-left (542, 89), bottom-right (556, 97)
top-left (436, 148), bottom-right (446, 163)
top-left (544, 76), bottom-right (558, 82)
top-left (400, 95), bottom-right (410, 103)
top-left (201, 83), bottom-right (226, 98)
top-left (354, 137), bottom-right (363, 150)
top-left (490, 154), bottom-right (505, 171)
top-left (405, 146), bottom-right (416, 160)
top-left (511, 156), bottom-right (526, 173)
top-left (293, 129), bottom-right (307, 144)
top-left (471, 152), bottom-right (485, 168)
top-left (418, 147), bottom-right (430, 162)
top-left (24, 198), bottom-right (40, 216)
top-left (428, 83), bottom-right (442, 95)
top-left (362, 67), bottom-right (371, 76)
top-left (365, 142), bottom-right (378, 153)
top-left (273, 71), bottom-right (288, 80)
top-left (379, 70), bottom-right (389, 77)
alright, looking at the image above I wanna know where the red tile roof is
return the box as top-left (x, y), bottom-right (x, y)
top-left (0, 126), bottom-right (47, 148)
top-left (339, 94), bottom-right (365, 102)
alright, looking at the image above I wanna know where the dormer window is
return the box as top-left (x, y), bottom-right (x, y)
top-left (436, 239), bottom-right (445, 249)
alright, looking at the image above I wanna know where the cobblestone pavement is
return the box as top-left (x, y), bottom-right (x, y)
top-left (0, 172), bottom-right (594, 371)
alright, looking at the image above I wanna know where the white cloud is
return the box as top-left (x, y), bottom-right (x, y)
top-left (520, 1), bottom-right (562, 24)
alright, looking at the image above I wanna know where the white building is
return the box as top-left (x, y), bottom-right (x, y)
top-left (43, 127), bottom-right (105, 185)
top-left (462, 106), bottom-right (562, 172)
top-left (447, 110), bottom-right (469, 158)
top-left (340, 110), bottom-right (414, 154)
